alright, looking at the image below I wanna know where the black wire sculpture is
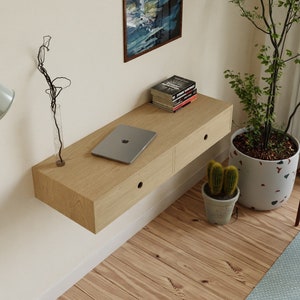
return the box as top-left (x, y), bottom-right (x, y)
top-left (37, 36), bottom-right (71, 167)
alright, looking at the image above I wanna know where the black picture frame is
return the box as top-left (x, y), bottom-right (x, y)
top-left (123, 0), bottom-right (183, 62)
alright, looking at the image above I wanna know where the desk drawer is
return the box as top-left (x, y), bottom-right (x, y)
top-left (174, 109), bottom-right (232, 172)
top-left (94, 149), bottom-right (173, 232)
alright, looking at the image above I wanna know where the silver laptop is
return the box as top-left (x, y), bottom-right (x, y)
top-left (91, 124), bottom-right (157, 164)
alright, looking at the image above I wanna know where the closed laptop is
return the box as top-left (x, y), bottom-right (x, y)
top-left (91, 124), bottom-right (157, 164)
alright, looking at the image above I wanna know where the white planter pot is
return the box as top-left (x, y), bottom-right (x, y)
top-left (202, 183), bottom-right (240, 225)
top-left (229, 128), bottom-right (300, 210)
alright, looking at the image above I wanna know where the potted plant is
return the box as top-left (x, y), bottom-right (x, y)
top-left (202, 160), bottom-right (240, 225)
top-left (224, 0), bottom-right (300, 210)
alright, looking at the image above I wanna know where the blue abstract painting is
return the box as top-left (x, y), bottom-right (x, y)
top-left (123, 0), bottom-right (182, 62)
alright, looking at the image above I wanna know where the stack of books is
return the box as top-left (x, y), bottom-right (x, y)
top-left (150, 75), bottom-right (197, 112)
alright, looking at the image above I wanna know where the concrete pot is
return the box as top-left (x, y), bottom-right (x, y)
top-left (202, 183), bottom-right (239, 225)
top-left (229, 128), bottom-right (300, 210)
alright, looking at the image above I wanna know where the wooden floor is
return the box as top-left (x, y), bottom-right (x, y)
top-left (59, 177), bottom-right (300, 300)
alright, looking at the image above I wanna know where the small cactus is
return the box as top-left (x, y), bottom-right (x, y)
top-left (207, 160), bottom-right (239, 198)
top-left (223, 165), bottom-right (239, 197)
top-left (208, 161), bottom-right (224, 195)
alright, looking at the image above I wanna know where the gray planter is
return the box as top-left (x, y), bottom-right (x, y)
top-left (202, 183), bottom-right (239, 225)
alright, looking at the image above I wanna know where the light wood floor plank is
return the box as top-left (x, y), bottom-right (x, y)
top-left (74, 271), bottom-right (136, 300)
top-left (148, 214), bottom-right (262, 290)
top-left (155, 206), bottom-right (273, 272)
top-left (112, 242), bottom-right (222, 299)
top-left (59, 177), bottom-right (300, 299)
top-left (58, 285), bottom-right (93, 300)
top-left (94, 257), bottom-right (180, 299)
top-left (128, 229), bottom-right (247, 299)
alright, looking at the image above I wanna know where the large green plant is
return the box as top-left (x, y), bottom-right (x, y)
top-left (225, 0), bottom-right (300, 152)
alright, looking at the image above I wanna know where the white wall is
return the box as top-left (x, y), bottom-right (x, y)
top-left (0, 1), bottom-right (254, 299)
top-left (275, 24), bottom-right (300, 138)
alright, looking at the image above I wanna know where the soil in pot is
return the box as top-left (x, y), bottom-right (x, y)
top-left (233, 130), bottom-right (298, 160)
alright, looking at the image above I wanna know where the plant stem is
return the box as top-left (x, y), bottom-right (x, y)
top-left (51, 102), bottom-right (65, 166)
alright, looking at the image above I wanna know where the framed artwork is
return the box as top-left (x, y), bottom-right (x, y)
top-left (123, 0), bottom-right (183, 62)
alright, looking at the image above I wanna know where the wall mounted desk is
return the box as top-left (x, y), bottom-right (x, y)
top-left (32, 94), bottom-right (233, 233)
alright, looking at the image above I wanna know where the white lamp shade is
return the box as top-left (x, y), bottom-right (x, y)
top-left (0, 83), bottom-right (14, 120)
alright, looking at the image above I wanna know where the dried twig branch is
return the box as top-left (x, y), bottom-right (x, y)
top-left (37, 35), bottom-right (71, 166)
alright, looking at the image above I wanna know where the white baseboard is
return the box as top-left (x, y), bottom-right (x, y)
top-left (41, 147), bottom-right (229, 300)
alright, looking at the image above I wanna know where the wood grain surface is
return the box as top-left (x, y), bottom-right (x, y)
top-left (59, 176), bottom-right (300, 299)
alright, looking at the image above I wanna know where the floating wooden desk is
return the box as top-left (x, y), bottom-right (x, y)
top-left (32, 94), bottom-right (233, 233)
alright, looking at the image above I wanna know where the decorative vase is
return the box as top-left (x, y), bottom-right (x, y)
top-left (229, 128), bottom-right (300, 210)
top-left (202, 183), bottom-right (239, 225)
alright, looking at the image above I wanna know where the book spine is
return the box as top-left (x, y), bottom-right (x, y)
top-left (172, 94), bottom-right (197, 111)
top-left (172, 88), bottom-right (197, 104)
top-left (171, 83), bottom-right (196, 100)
